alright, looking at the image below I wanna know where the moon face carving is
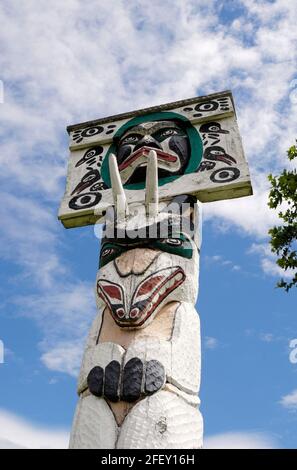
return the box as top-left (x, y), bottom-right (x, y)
top-left (115, 121), bottom-right (190, 185)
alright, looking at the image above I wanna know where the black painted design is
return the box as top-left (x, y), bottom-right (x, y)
top-left (200, 122), bottom-right (229, 135)
top-left (72, 126), bottom-right (104, 144)
top-left (69, 192), bottom-right (102, 210)
top-left (104, 361), bottom-right (121, 402)
top-left (75, 146), bottom-right (103, 167)
top-left (203, 146), bottom-right (236, 166)
top-left (183, 107), bottom-right (193, 112)
top-left (122, 358), bottom-right (143, 402)
top-left (217, 97), bottom-right (230, 108)
top-left (106, 130), bottom-right (114, 135)
top-left (200, 121), bottom-right (229, 146)
top-left (87, 366), bottom-right (104, 397)
top-left (90, 181), bottom-right (108, 191)
top-left (145, 360), bottom-right (165, 394)
top-left (210, 167), bottom-right (240, 183)
top-left (107, 124), bottom-right (117, 129)
top-left (197, 161), bottom-right (216, 172)
top-left (195, 100), bottom-right (219, 113)
top-left (71, 169), bottom-right (101, 195)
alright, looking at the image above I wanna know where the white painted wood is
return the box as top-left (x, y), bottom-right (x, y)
top-left (69, 395), bottom-right (118, 449)
top-left (145, 150), bottom-right (159, 217)
top-left (67, 93), bottom-right (234, 150)
top-left (124, 302), bottom-right (201, 397)
top-left (78, 339), bottom-right (125, 394)
top-left (109, 153), bottom-right (129, 221)
top-left (116, 391), bottom-right (203, 449)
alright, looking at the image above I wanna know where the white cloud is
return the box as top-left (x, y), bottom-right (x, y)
top-left (0, 409), bottom-right (69, 449)
top-left (41, 339), bottom-right (85, 377)
top-left (0, 0), bottom-right (296, 200)
top-left (204, 173), bottom-right (279, 239)
top-left (204, 254), bottom-right (241, 272)
top-left (249, 242), bottom-right (297, 280)
top-left (15, 282), bottom-right (96, 376)
top-left (204, 336), bottom-right (218, 349)
top-left (259, 333), bottom-right (274, 343)
top-left (260, 258), bottom-right (296, 280)
top-left (204, 431), bottom-right (279, 449)
top-left (0, 191), bottom-right (64, 288)
top-left (1, 0), bottom-right (297, 376)
top-left (279, 389), bottom-right (297, 410)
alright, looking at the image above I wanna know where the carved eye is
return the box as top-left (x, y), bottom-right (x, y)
top-left (85, 149), bottom-right (97, 158)
top-left (163, 238), bottom-right (182, 246)
top-left (161, 129), bottom-right (178, 137)
top-left (210, 149), bottom-right (223, 155)
top-left (121, 135), bottom-right (140, 144)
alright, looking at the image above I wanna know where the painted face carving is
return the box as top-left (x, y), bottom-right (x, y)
top-left (96, 245), bottom-right (198, 328)
top-left (96, 196), bottom-right (200, 328)
top-left (116, 121), bottom-right (190, 185)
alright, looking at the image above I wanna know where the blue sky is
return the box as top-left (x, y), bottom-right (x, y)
top-left (0, 0), bottom-right (296, 449)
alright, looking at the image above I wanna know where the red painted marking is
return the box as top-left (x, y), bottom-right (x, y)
top-left (101, 285), bottom-right (122, 301)
top-left (118, 147), bottom-right (177, 171)
top-left (137, 275), bottom-right (165, 296)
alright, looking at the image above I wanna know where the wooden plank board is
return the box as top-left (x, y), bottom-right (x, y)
top-left (59, 90), bottom-right (252, 228)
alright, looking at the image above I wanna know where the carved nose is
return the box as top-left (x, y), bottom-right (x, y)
top-left (115, 248), bottom-right (159, 276)
top-left (134, 136), bottom-right (161, 152)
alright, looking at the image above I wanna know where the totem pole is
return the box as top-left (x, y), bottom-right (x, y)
top-left (59, 91), bottom-right (252, 449)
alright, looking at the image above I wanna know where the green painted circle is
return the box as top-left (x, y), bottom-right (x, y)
top-left (101, 111), bottom-right (203, 190)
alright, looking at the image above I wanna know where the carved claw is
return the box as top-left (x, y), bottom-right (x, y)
top-left (109, 153), bottom-right (129, 221)
top-left (87, 358), bottom-right (165, 402)
top-left (145, 150), bottom-right (159, 218)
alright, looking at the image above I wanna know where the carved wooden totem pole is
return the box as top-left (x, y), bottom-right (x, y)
top-left (59, 91), bottom-right (252, 449)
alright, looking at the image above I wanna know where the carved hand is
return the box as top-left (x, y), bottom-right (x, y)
top-left (87, 357), bottom-right (165, 402)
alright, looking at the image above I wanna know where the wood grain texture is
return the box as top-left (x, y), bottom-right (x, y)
top-left (116, 391), bottom-right (203, 449)
top-left (70, 195), bottom-right (203, 448)
top-left (69, 395), bottom-right (118, 449)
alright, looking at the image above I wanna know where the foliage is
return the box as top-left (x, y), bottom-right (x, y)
top-left (268, 144), bottom-right (297, 291)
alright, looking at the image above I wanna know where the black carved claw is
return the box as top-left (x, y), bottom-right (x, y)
top-left (87, 357), bottom-right (165, 403)
top-left (87, 366), bottom-right (104, 397)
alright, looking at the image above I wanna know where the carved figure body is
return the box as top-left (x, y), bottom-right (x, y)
top-left (69, 137), bottom-right (203, 449)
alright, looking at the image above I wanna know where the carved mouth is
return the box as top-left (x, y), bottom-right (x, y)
top-left (117, 146), bottom-right (180, 184)
top-left (118, 146), bottom-right (178, 172)
top-left (97, 266), bottom-right (185, 327)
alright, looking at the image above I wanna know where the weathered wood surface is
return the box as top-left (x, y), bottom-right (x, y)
top-left (59, 91), bottom-right (252, 228)
top-left (65, 93), bottom-right (252, 449)
top-left (70, 302), bottom-right (202, 448)
top-left (69, 190), bottom-right (203, 448)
